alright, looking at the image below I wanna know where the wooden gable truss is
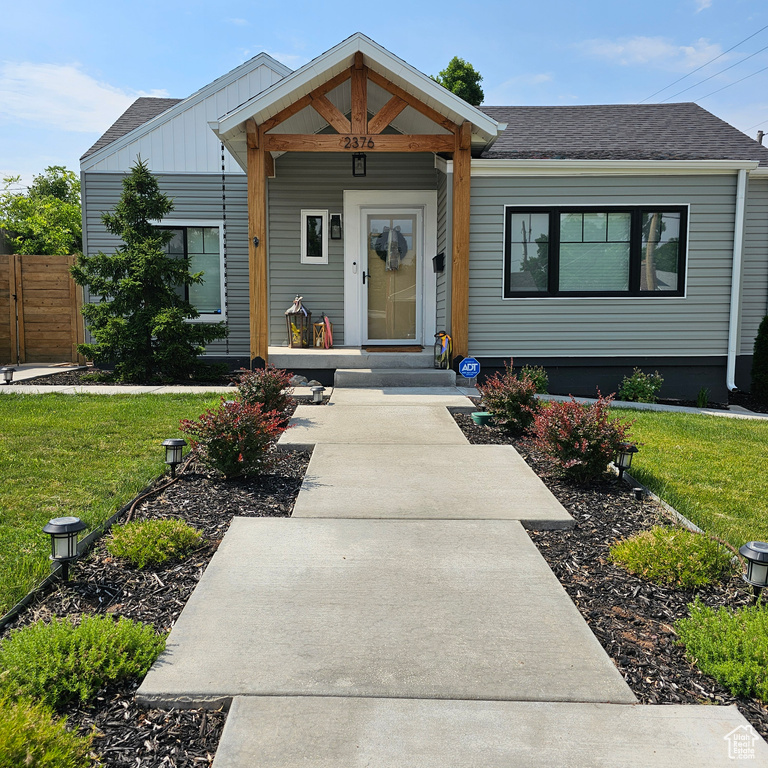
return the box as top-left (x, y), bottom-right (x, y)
top-left (247, 52), bottom-right (471, 365)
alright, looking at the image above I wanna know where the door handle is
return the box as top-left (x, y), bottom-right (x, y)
top-left (362, 271), bottom-right (369, 285)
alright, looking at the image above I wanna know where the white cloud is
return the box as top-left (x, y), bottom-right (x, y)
top-left (0, 62), bottom-right (169, 133)
top-left (695, 0), bottom-right (712, 11)
top-left (579, 36), bottom-right (722, 70)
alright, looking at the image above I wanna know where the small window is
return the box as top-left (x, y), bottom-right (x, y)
top-left (503, 206), bottom-right (686, 298)
top-left (160, 225), bottom-right (224, 318)
top-left (301, 210), bottom-right (328, 264)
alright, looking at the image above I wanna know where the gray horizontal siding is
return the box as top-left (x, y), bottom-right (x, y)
top-left (81, 172), bottom-right (249, 358)
top-left (436, 169), bottom-right (448, 331)
top-left (467, 173), bottom-right (737, 357)
top-left (268, 152), bottom-right (438, 346)
top-left (740, 177), bottom-right (768, 355)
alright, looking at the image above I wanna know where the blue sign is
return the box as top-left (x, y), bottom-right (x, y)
top-left (458, 357), bottom-right (481, 379)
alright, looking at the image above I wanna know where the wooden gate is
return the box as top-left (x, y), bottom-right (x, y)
top-left (1, 254), bottom-right (85, 364)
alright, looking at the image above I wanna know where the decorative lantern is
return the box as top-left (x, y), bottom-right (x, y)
top-left (1, 366), bottom-right (14, 384)
top-left (311, 385), bottom-right (326, 404)
top-left (42, 516), bottom-right (86, 582)
top-left (163, 438), bottom-right (187, 478)
top-left (352, 153), bottom-right (366, 177)
top-left (614, 442), bottom-right (638, 480)
top-left (434, 332), bottom-right (452, 370)
top-left (285, 296), bottom-right (312, 348)
top-left (739, 541), bottom-right (768, 603)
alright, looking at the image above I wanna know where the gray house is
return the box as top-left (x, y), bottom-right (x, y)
top-left (80, 33), bottom-right (768, 399)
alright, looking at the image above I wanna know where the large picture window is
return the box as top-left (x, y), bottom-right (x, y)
top-left (504, 206), bottom-right (686, 297)
top-left (161, 225), bottom-right (224, 317)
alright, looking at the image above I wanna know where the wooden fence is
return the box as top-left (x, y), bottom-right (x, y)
top-left (1, 254), bottom-right (85, 364)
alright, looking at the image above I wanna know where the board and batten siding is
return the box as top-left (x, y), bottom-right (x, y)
top-left (740, 176), bottom-right (768, 355)
top-left (267, 152), bottom-right (438, 346)
top-left (467, 173), bottom-right (738, 358)
top-left (81, 172), bottom-right (249, 358)
top-left (82, 60), bottom-right (287, 174)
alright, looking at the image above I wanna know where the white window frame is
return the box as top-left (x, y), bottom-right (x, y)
top-left (159, 219), bottom-right (226, 321)
top-left (301, 209), bottom-right (329, 265)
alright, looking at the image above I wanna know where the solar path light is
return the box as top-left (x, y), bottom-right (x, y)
top-left (615, 442), bottom-right (638, 480)
top-left (1, 366), bottom-right (14, 384)
top-left (311, 385), bottom-right (325, 404)
top-left (739, 541), bottom-right (768, 604)
top-left (42, 516), bottom-right (86, 582)
top-left (163, 438), bottom-right (187, 478)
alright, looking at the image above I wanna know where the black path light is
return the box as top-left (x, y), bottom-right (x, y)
top-left (615, 442), bottom-right (639, 480)
top-left (1, 366), bottom-right (14, 384)
top-left (42, 516), bottom-right (86, 582)
top-left (163, 438), bottom-right (187, 478)
top-left (739, 541), bottom-right (768, 604)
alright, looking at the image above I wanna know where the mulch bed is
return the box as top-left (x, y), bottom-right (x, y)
top-left (1, 449), bottom-right (310, 767)
top-left (10, 367), bottom-right (236, 387)
top-left (453, 411), bottom-right (768, 739)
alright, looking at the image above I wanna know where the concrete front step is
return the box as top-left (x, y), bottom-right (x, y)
top-left (212, 697), bottom-right (768, 767)
top-left (334, 367), bottom-right (456, 387)
top-left (269, 347), bottom-right (435, 370)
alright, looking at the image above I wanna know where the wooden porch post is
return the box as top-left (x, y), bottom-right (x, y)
top-left (451, 121), bottom-right (472, 361)
top-left (247, 119), bottom-right (269, 366)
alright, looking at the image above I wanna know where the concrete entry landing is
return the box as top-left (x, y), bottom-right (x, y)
top-left (292, 444), bottom-right (574, 528)
top-left (213, 697), bottom-right (768, 768)
top-left (137, 518), bottom-right (634, 708)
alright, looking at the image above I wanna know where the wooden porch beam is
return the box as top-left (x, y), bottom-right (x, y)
top-left (451, 121), bottom-right (472, 361)
top-left (367, 69), bottom-right (458, 135)
top-left (246, 120), bottom-right (269, 365)
top-left (368, 96), bottom-right (407, 135)
top-left (351, 55), bottom-right (368, 134)
top-left (310, 94), bottom-right (351, 134)
top-left (263, 133), bottom-right (455, 153)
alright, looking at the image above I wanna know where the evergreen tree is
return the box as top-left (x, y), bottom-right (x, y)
top-left (71, 159), bottom-right (227, 382)
top-left (432, 57), bottom-right (484, 106)
top-left (752, 315), bottom-right (768, 401)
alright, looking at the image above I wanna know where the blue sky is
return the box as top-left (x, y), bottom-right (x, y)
top-left (1, 0), bottom-right (767, 186)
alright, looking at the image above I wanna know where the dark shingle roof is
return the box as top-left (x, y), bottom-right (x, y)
top-left (479, 103), bottom-right (768, 166)
top-left (81, 97), bottom-right (182, 160)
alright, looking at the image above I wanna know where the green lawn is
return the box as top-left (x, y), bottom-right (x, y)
top-left (617, 409), bottom-right (768, 548)
top-left (0, 393), bottom-right (220, 616)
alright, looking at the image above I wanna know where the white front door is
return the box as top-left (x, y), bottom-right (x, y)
top-left (343, 190), bottom-right (437, 348)
top-left (361, 207), bottom-right (422, 344)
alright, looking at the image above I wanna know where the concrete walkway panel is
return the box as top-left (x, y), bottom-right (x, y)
top-left (137, 518), bottom-right (634, 708)
top-left (213, 697), bottom-right (768, 768)
top-left (328, 387), bottom-right (474, 408)
top-left (278, 404), bottom-right (468, 449)
top-left (293, 444), bottom-right (573, 528)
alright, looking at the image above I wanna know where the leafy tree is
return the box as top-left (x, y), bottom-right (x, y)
top-left (432, 56), bottom-right (484, 106)
top-left (0, 166), bottom-right (82, 254)
top-left (71, 159), bottom-right (227, 382)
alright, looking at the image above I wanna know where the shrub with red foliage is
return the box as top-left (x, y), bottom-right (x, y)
top-left (531, 393), bottom-right (635, 483)
top-left (477, 359), bottom-right (540, 432)
top-left (234, 365), bottom-right (294, 414)
top-left (180, 399), bottom-right (287, 478)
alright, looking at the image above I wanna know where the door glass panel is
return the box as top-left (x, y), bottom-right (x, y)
top-left (366, 213), bottom-right (418, 341)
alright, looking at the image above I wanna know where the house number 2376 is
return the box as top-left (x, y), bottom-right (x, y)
top-left (343, 136), bottom-right (375, 149)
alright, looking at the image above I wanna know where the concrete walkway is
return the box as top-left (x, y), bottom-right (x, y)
top-left (134, 386), bottom-right (768, 767)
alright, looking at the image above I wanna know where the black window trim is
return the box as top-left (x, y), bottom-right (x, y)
top-left (503, 204), bottom-right (688, 299)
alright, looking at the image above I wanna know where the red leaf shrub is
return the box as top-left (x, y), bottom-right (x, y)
top-left (477, 359), bottom-right (540, 432)
top-left (234, 365), bottom-right (294, 414)
top-left (531, 393), bottom-right (635, 483)
top-left (180, 399), bottom-right (288, 478)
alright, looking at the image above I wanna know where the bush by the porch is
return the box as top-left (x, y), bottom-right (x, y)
top-left (477, 360), bottom-right (540, 432)
top-left (234, 366), bottom-right (294, 414)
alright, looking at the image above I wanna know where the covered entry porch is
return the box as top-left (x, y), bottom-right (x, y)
top-left (212, 34), bottom-right (503, 370)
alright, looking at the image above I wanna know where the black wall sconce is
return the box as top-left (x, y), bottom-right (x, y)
top-left (330, 214), bottom-right (343, 240)
top-left (352, 153), bottom-right (367, 177)
top-left (432, 252), bottom-right (445, 273)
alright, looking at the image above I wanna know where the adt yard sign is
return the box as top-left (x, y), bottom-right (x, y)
top-left (459, 357), bottom-right (481, 379)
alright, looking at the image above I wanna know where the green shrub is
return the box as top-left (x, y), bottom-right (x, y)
top-left (618, 368), bottom-right (663, 403)
top-left (107, 518), bottom-right (202, 569)
top-left (752, 315), bottom-right (768, 402)
top-left (180, 399), bottom-right (288, 478)
top-left (676, 600), bottom-right (768, 701)
top-left (696, 387), bottom-right (710, 409)
top-left (235, 365), bottom-right (294, 413)
top-left (0, 615), bottom-right (165, 709)
top-left (520, 365), bottom-right (549, 394)
top-left (0, 700), bottom-right (98, 768)
top-left (609, 526), bottom-right (733, 588)
top-left (477, 359), bottom-right (540, 432)
top-left (531, 393), bottom-right (634, 483)
top-left (0, 697), bottom-right (97, 768)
